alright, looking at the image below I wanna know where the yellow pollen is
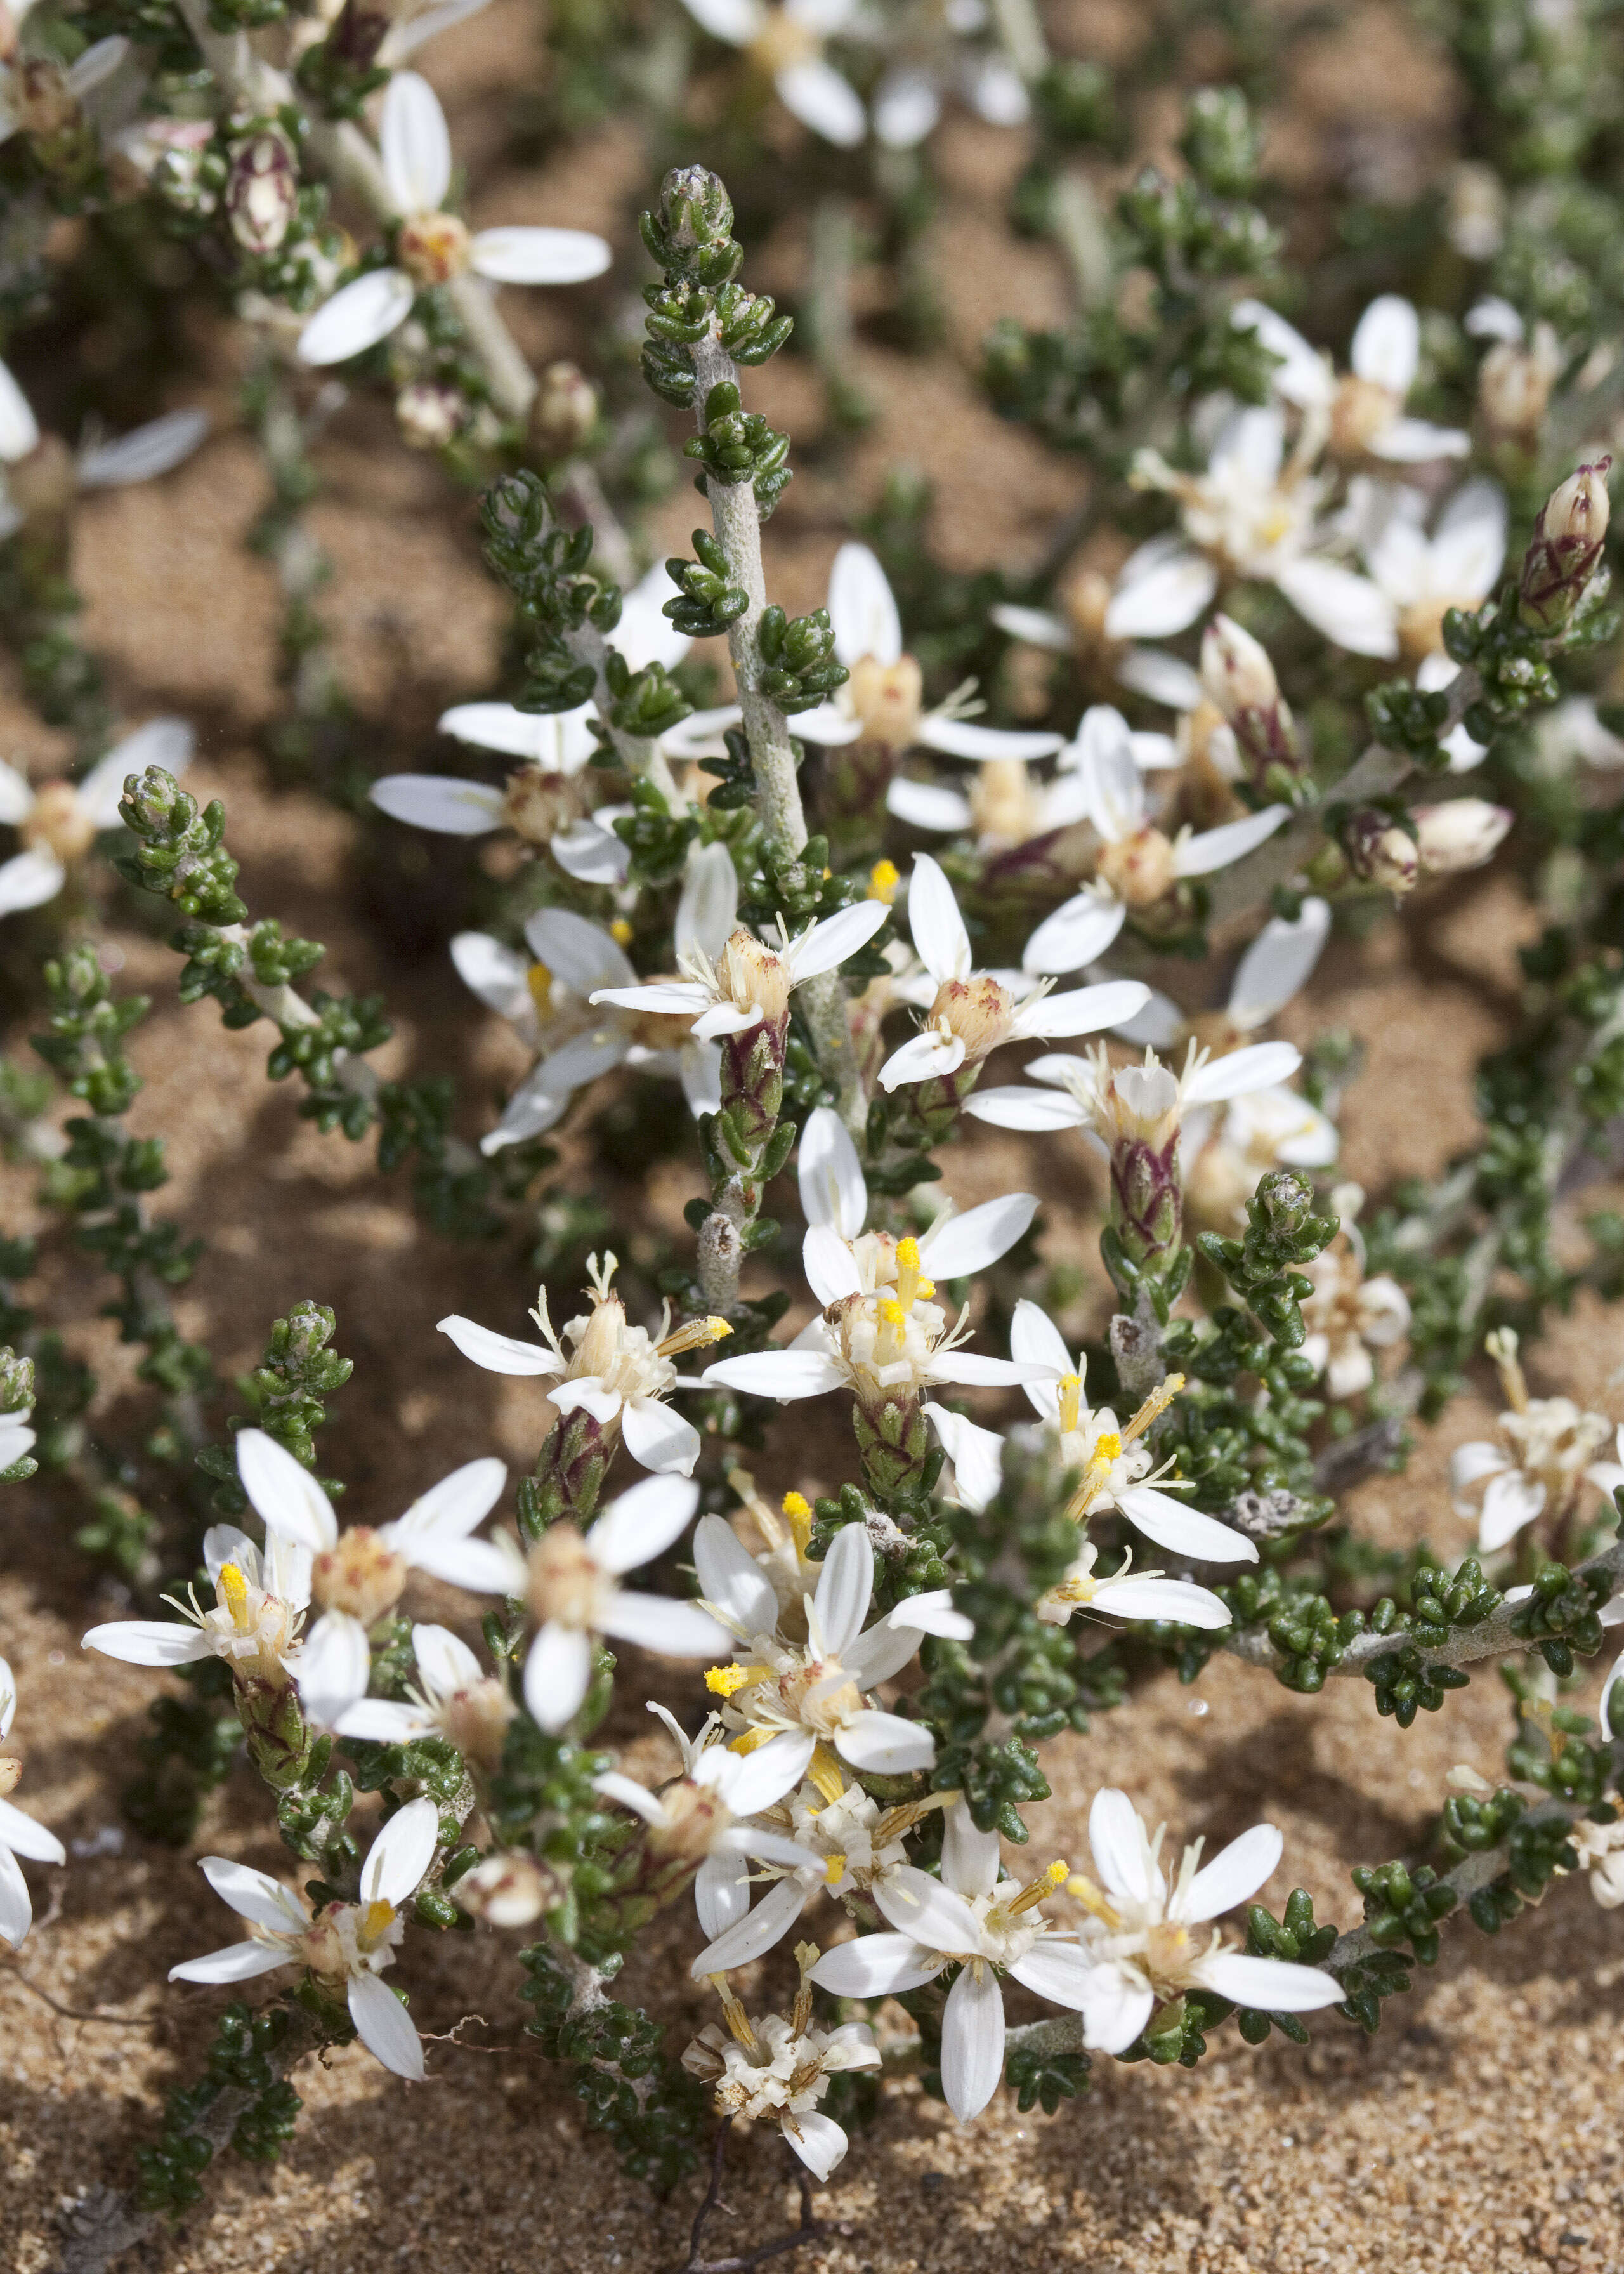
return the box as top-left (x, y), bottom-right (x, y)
top-left (916, 1276), bottom-right (934, 1300)
top-left (1124, 1374), bottom-right (1184, 1443)
top-left (1009, 1858), bottom-right (1069, 1914)
top-left (822, 865), bottom-right (832, 880)
top-left (659, 1315), bottom-right (733, 1357)
top-left (360, 1898), bottom-right (395, 1945)
top-left (526, 961), bottom-right (554, 1020)
top-left (896, 1236), bottom-right (922, 1311)
top-left (1057, 1374), bottom-right (1082, 1434)
top-left (878, 1299), bottom-right (907, 1329)
top-left (823, 1851), bottom-right (847, 1886)
top-left (868, 858), bottom-right (900, 905)
top-left (216, 1563), bottom-right (250, 1629)
top-left (609, 917), bottom-right (634, 946)
top-left (808, 1744), bottom-right (847, 1805)
top-left (782, 1490), bottom-right (813, 1553)
top-left (1094, 1431), bottom-right (1122, 1464)
top-left (705, 1663), bottom-right (761, 1697)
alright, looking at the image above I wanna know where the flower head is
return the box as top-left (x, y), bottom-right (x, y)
top-left (1449, 1330), bottom-right (1622, 1553)
top-left (0, 1657), bottom-right (65, 1949)
top-left (0, 720), bottom-right (193, 917)
top-left (1300, 1220), bottom-right (1411, 1400)
top-left (83, 1523), bottom-right (312, 1685)
top-left (1236, 294), bottom-right (1469, 467)
top-left (683, 1955), bottom-right (879, 2179)
top-left (169, 1798), bottom-right (442, 2080)
top-left (328, 1622), bottom-right (516, 1771)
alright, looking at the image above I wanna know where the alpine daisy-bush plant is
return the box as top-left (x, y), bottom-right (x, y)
top-left (2, 0), bottom-right (1624, 2264)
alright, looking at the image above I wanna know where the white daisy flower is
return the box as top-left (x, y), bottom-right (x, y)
top-left (439, 1251), bottom-right (730, 1479)
top-left (331, 1622), bottom-right (516, 1769)
top-left (0, 1657), bottom-right (65, 1949)
top-left (875, 853), bottom-right (1150, 1093)
top-left (683, 1972), bottom-right (880, 2179)
top-left (297, 72), bottom-right (612, 368)
top-left (1132, 404), bottom-right (1400, 659)
top-left (675, 0), bottom-right (868, 148)
top-left (966, 1033), bottom-right (1302, 1159)
top-left (1299, 1221), bottom-right (1411, 1400)
top-left (516, 1472), bottom-right (728, 1731)
top-left (1065, 1787), bottom-right (1344, 2052)
top-left (0, 33), bottom-right (129, 160)
top-left (1450, 1332), bottom-right (1623, 1554)
top-left (228, 1430), bottom-right (514, 1728)
top-left (1234, 293), bottom-right (1470, 466)
top-left (868, 9), bottom-right (1030, 152)
top-left (0, 720), bottom-right (193, 917)
top-left (991, 533), bottom-right (1217, 713)
top-left (810, 1801), bottom-right (1097, 2120)
top-left (83, 1524), bottom-right (313, 1683)
top-left (588, 896), bottom-right (888, 1044)
top-left (1, 353), bottom-right (207, 544)
top-left (1017, 712), bottom-right (1290, 974)
top-left (1106, 895), bottom-right (1331, 1056)
top-left (169, 1798), bottom-right (442, 2080)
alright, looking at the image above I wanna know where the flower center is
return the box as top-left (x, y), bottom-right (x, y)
top-left (1328, 374), bottom-right (1398, 458)
top-left (1097, 827), bottom-right (1176, 907)
top-left (846, 654), bottom-right (924, 751)
top-left (19, 780), bottom-right (96, 864)
top-left (527, 1523), bottom-right (608, 1628)
top-left (311, 1526), bottom-right (409, 1626)
top-left (502, 765), bottom-right (589, 845)
top-left (397, 210), bottom-right (471, 286)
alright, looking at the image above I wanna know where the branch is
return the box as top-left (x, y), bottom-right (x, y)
top-left (673, 2120), bottom-right (833, 2274)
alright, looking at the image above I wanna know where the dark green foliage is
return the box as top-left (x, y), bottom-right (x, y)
top-left (134, 2004), bottom-right (304, 2216)
top-left (519, 1942), bottom-right (705, 2190)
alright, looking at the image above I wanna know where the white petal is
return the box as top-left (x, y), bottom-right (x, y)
top-left (692, 1877), bottom-right (808, 1976)
top-left (835, 1709), bottom-right (936, 1773)
top-left (1174, 805), bottom-right (1291, 878)
top-left (798, 1104), bottom-right (867, 1239)
top-left (828, 541), bottom-right (901, 668)
top-left (1177, 1822), bottom-right (1281, 1923)
top-left (77, 409), bottom-right (209, 489)
top-left (370, 775), bottom-right (505, 835)
top-left (1231, 299), bottom-right (1332, 409)
top-left (450, 931), bottom-right (529, 1019)
top-left (1464, 296), bottom-right (1522, 342)
top-left (920, 1192), bottom-right (1036, 1280)
top-left (704, 1350), bottom-right (847, 1400)
top-left (810, 1931), bottom-right (941, 1997)
top-left (1431, 478), bottom-right (1509, 601)
top-left (1112, 987), bottom-right (1185, 1048)
top-left (963, 52), bottom-right (1028, 125)
top-left (940, 1961), bottom-right (1005, 2121)
top-left (1350, 295), bottom-right (1419, 393)
top-left (65, 35), bottom-right (129, 97)
top-left (1007, 1940), bottom-right (1100, 2009)
top-left (917, 718), bottom-right (1064, 763)
top-left (170, 1940), bottom-right (292, 1985)
top-left (589, 1473), bottom-right (700, 1575)
top-left (1088, 1788), bottom-right (1158, 1906)
top-left (298, 270), bottom-right (415, 365)
top-left (199, 1856), bottom-right (308, 1935)
top-left (803, 1222), bottom-right (864, 1307)
top-left (962, 1086), bottom-right (1085, 1133)
top-left (523, 1622), bottom-right (593, 1730)
top-left (813, 1523), bottom-right (874, 1655)
top-left (1479, 1469), bottom-right (1545, 1552)
top-left (363, 1795), bottom-right (441, 1906)
top-left (674, 842), bottom-right (739, 966)
top-left (1092, 1575), bottom-right (1232, 1628)
top-left (296, 1611), bottom-right (372, 1727)
top-left (0, 761), bottom-right (32, 825)
top-left (878, 1029), bottom-right (965, 1091)
top-left (598, 1591), bottom-right (730, 1655)
top-left (922, 1402), bottom-right (1004, 1513)
top-left (1198, 1951), bottom-right (1342, 2011)
top-left (874, 1863), bottom-right (985, 1950)
top-left (991, 604), bottom-right (1071, 652)
top-left (927, 1351), bottom-right (1051, 1389)
top-left (236, 1428), bottom-right (337, 1553)
top-left (1076, 1960), bottom-right (1155, 2053)
top-left (1184, 1038), bottom-right (1302, 1101)
top-left (844, 1617), bottom-right (920, 1688)
top-left (871, 65), bottom-right (940, 150)
top-left (1104, 550), bottom-right (1216, 638)
top-left (941, 1799), bottom-right (1000, 1899)
top-left (785, 897), bottom-right (889, 983)
top-left (81, 1619), bottom-right (212, 1667)
top-left (775, 56), bottom-right (867, 147)
top-left (436, 1315), bottom-right (560, 1376)
top-left (78, 719), bottom-right (194, 827)
top-left (786, 2111), bottom-right (849, 2181)
top-left (0, 849), bottom-right (66, 914)
top-left (0, 1848), bottom-right (33, 1946)
top-left (693, 1515), bottom-right (780, 1636)
top-left (789, 701), bottom-right (865, 747)
top-left (1116, 1485), bottom-right (1258, 1565)
top-left (695, 1846), bottom-right (752, 1940)
top-left (678, 0), bottom-right (759, 40)
top-left (472, 227), bottom-right (612, 286)
top-left (1116, 647), bottom-right (1204, 711)
top-left (1368, 417), bottom-right (1470, 464)
top-left (620, 1397), bottom-right (702, 1476)
top-left (1228, 898), bottom-right (1330, 1029)
top-left (0, 359), bottom-right (40, 462)
top-left (1009, 1301), bottom-right (1073, 1414)
top-left (1022, 979), bottom-right (1152, 1040)
top-left (383, 0), bottom-right (492, 58)
top-left (0, 1796), bottom-right (64, 1866)
top-left (336, 1698), bottom-right (434, 1744)
top-left (1448, 1441), bottom-right (1510, 1495)
top-left (391, 1455), bottom-right (508, 1551)
top-left (1021, 890), bottom-right (1126, 976)
top-left (411, 1622), bottom-right (484, 1697)
top-left (1274, 558), bottom-right (1398, 659)
top-left (381, 70), bottom-right (452, 212)
top-left (884, 1587), bottom-right (974, 1643)
top-left (906, 853), bottom-right (971, 983)
top-left (348, 1969), bottom-right (424, 2080)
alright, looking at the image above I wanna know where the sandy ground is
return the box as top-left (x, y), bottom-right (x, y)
top-left (4, 2), bottom-right (1624, 2266)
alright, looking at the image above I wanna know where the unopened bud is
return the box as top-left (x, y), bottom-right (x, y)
top-left (1344, 809), bottom-right (1417, 893)
top-left (530, 361), bottom-right (598, 458)
top-left (1202, 613), bottom-right (1278, 715)
top-left (1477, 322), bottom-right (1561, 449)
top-left (225, 130), bottom-right (298, 255)
top-left (1412, 798), bottom-right (1514, 874)
top-left (455, 1853), bottom-right (558, 1928)
top-left (1519, 458), bottom-right (1612, 633)
top-left (395, 381), bottom-right (469, 451)
top-left (326, 0), bottom-right (395, 69)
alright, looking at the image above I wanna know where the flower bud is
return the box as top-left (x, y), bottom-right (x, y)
top-left (530, 361), bottom-right (599, 458)
top-left (225, 130), bottom-right (298, 255)
top-left (1519, 458), bottom-right (1612, 633)
top-left (1411, 798), bottom-right (1514, 874)
top-left (1344, 809), bottom-right (1418, 894)
top-left (395, 381), bottom-right (469, 451)
top-left (1477, 323), bottom-right (1561, 449)
top-left (456, 1853), bottom-right (560, 1928)
top-left (1445, 162), bottom-right (1505, 260)
top-left (1200, 614), bottom-right (1299, 784)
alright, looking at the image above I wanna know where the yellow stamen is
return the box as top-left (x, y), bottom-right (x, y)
top-left (1066, 1872), bottom-right (1122, 1929)
top-left (896, 1237), bottom-right (922, 1312)
top-left (791, 1940), bottom-right (818, 2034)
top-left (1056, 1373), bottom-right (1082, 1435)
top-left (359, 1898), bottom-right (395, 1947)
top-left (782, 1490), bottom-right (813, 1554)
top-left (1094, 1431), bottom-right (1122, 1464)
top-left (705, 1662), bottom-right (763, 1697)
top-left (878, 1298), bottom-right (907, 1329)
top-left (217, 1563), bottom-right (251, 1631)
top-left (660, 1315), bottom-right (733, 1357)
top-left (823, 1851), bottom-right (847, 1886)
top-left (1123, 1373), bottom-right (1184, 1443)
top-left (1485, 1327), bottom-right (1528, 1413)
top-left (711, 1976), bottom-right (759, 2053)
top-left (916, 1276), bottom-right (934, 1301)
top-left (526, 961), bottom-right (554, 1020)
top-left (868, 858), bottom-right (900, 905)
top-left (728, 1726), bottom-right (773, 1755)
top-left (808, 1743), bottom-right (847, 1806)
top-left (1009, 1858), bottom-right (1069, 1915)
top-left (609, 917), bottom-right (634, 947)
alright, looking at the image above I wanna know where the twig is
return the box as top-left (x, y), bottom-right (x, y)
top-left (674, 2120), bottom-right (834, 2274)
top-left (1, 1956), bottom-right (159, 2029)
